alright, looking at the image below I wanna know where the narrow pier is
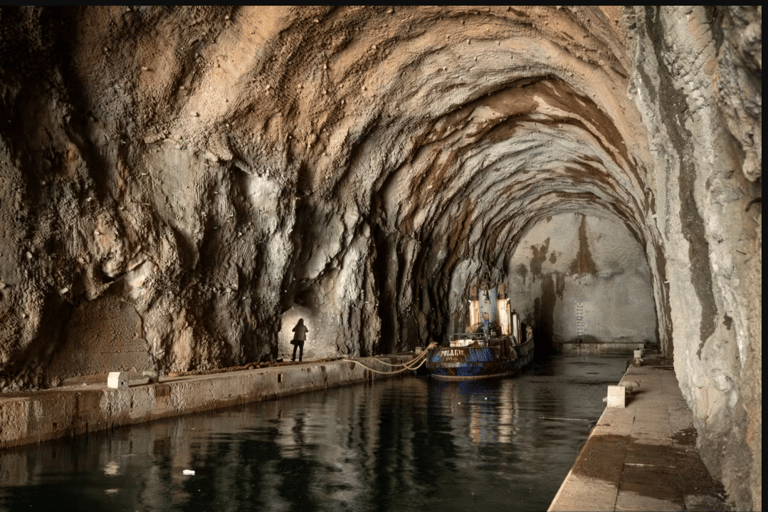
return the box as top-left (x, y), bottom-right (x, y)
top-left (0, 355), bottom-right (411, 450)
top-left (548, 354), bottom-right (730, 512)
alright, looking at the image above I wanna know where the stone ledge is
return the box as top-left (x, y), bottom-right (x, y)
top-left (548, 355), bottom-right (730, 512)
top-left (0, 356), bottom-right (411, 450)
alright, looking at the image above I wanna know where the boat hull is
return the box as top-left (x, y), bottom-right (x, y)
top-left (425, 338), bottom-right (534, 381)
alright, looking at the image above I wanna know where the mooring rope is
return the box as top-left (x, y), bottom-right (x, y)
top-left (341, 355), bottom-right (426, 375)
top-left (352, 342), bottom-right (436, 367)
top-left (341, 343), bottom-right (437, 375)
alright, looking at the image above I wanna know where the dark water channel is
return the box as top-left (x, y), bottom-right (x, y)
top-left (0, 355), bottom-right (630, 512)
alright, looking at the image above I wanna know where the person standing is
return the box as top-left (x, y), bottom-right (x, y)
top-left (291, 318), bottom-right (309, 362)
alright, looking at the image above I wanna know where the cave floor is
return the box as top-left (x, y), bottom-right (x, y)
top-left (548, 354), bottom-right (731, 511)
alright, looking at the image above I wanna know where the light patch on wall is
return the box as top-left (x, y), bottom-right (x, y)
top-left (506, 212), bottom-right (656, 348)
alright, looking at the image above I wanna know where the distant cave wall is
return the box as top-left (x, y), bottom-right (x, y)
top-left (505, 213), bottom-right (657, 352)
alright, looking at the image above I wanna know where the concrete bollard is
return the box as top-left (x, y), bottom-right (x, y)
top-left (607, 385), bottom-right (626, 408)
top-left (107, 372), bottom-right (129, 389)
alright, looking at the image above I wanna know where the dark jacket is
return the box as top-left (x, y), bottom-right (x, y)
top-left (292, 323), bottom-right (308, 341)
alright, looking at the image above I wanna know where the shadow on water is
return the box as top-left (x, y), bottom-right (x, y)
top-left (0, 354), bottom-right (630, 512)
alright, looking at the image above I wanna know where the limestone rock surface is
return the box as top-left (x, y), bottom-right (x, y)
top-left (0, 6), bottom-right (760, 510)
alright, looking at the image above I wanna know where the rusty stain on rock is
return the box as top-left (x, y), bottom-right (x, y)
top-left (569, 214), bottom-right (597, 275)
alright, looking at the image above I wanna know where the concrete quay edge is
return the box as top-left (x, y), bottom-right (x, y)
top-left (0, 355), bottom-right (411, 450)
top-left (548, 355), bottom-right (728, 512)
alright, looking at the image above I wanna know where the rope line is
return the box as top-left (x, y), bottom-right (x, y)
top-left (341, 343), bottom-right (436, 375)
top-left (370, 347), bottom-right (429, 367)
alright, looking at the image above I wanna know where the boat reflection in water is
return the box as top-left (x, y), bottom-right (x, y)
top-left (0, 356), bottom-right (628, 512)
top-left (428, 378), bottom-right (518, 445)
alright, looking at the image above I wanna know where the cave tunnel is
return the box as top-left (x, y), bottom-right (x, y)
top-left (0, 6), bottom-right (761, 510)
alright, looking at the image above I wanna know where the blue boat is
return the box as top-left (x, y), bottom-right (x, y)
top-left (425, 283), bottom-right (534, 381)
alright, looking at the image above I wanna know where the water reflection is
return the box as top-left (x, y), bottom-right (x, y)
top-left (428, 379), bottom-right (517, 445)
top-left (0, 355), bottom-right (628, 512)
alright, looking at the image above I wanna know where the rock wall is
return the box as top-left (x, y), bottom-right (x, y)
top-left (0, 6), bottom-right (760, 510)
top-left (505, 213), bottom-right (657, 352)
top-left (627, 7), bottom-right (762, 509)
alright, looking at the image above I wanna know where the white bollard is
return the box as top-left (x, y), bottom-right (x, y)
top-left (107, 372), bottom-right (129, 389)
top-left (607, 385), bottom-right (626, 408)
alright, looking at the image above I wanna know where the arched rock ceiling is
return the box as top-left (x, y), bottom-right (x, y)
top-left (259, 6), bottom-right (647, 254)
top-left (0, 8), bottom-right (762, 509)
top-left (73, 6), bottom-right (655, 271)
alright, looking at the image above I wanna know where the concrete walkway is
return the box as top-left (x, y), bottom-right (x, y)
top-left (0, 355), bottom-right (412, 450)
top-left (548, 355), bottom-right (730, 511)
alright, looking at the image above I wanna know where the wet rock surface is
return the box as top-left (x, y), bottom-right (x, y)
top-left (0, 7), bottom-right (761, 510)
